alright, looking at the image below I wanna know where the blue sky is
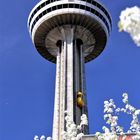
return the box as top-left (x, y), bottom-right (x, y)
top-left (0, 0), bottom-right (140, 140)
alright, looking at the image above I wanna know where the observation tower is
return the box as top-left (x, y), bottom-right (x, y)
top-left (28, 0), bottom-right (112, 139)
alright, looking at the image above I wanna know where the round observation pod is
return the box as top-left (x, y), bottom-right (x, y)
top-left (28, 0), bottom-right (112, 63)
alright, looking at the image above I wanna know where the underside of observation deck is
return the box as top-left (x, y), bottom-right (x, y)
top-left (33, 13), bottom-right (108, 63)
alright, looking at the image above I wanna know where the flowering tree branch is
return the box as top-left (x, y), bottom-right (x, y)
top-left (34, 93), bottom-right (140, 140)
top-left (34, 113), bottom-right (88, 140)
top-left (118, 6), bottom-right (140, 47)
top-left (62, 112), bottom-right (88, 140)
top-left (96, 93), bottom-right (140, 140)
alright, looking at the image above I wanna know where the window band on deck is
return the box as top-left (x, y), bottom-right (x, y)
top-left (28, 0), bottom-right (111, 27)
top-left (30, 3), bottom-right (110, 34)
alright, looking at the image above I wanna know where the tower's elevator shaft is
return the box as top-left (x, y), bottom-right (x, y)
top-left (52, 28), bottom-right (88, 140)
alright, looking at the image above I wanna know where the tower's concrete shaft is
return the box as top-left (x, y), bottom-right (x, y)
top-left (53, 27), bottom-right (88, 140)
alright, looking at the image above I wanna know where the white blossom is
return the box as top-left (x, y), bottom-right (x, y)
top-left (46, 137), bottom-right (52, 140)
top-left (118, 6), bottom-right (140, 47)
top-left (62, 112), bottom-right (88, 140)
top-left (34, 135), bottom-right (52, 140)
top-left (97, 132), bottom-right (118, 140)
top-left (100, 93), bottom-right (140, 139)
top-left (122, 93), bottom-right (128, 104)
top-left (40, 135), bottom-right (45, 140)
top-left (132, 134), bottom-right (140, 140)
top-left (80, 114), bottom-right (88, 127)
top-left (34, 135), bottom-right (39, 140)
top-left (76, 133), bottom-right (84, 140)
top-left (102, 126), bottom-right (110, 133)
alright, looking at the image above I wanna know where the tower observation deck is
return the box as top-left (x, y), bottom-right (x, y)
top-left (28, 0), bottom-right (112, 139)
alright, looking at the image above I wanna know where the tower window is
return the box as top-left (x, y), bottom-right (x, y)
top-left (87, 0), bottom-right (92, 3)
top-left (47, 8), bottom-right (51, 13)
top-left (42, 10), bottom-right (47, 15)
top-left (69, 4), bottom-right (74, 8)
top-left (75, 4), bottom-right (79, 8)
top-left (86, 6), bottom-right (90, 11)
top-left (63, 4), bottom-right (68, 8)
top-left (92, 1), bottom-right (96, 5)
top-left (41, 3), bottom-right (45, 8)
top-left (52, 6), bottom-right (57, 11)
top-left (58, 4), bottom-right (62, 9)
top-left (80, 5), bottom-right (85, 10)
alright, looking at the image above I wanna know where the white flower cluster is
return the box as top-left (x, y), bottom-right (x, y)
top-left (62, 113), bottom-right (88, 140)
top-left (34, 113), bottom-right (88, 140)
top-left (104, 98), bottom-right (123, 134)
top-left (96, 93), bottom-right (140, 140)
top-left (95, 131), bottom-right (118, 140)
top-left (34, 135), bottom-right (52, 140)
top-left (118, 6), bottom-right (140, 47)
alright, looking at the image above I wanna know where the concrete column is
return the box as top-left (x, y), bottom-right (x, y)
top-left (66, 28), bottom-right (74, 121)
top-left (52, 27), bottom-right (89, 140)
top-left (52, 46), bottom-right (61, 140)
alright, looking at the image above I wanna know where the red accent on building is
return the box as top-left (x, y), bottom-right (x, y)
top-left (119, 135), bottom-right (133, 140)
